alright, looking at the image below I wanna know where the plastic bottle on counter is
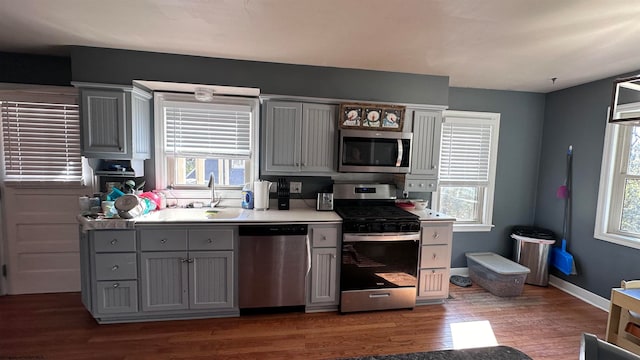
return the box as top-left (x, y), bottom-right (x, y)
top-left (153, 190), bottom-right (167, 209)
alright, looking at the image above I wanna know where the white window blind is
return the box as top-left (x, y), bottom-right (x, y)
top-left (1, 100), bottom-right (82, 182)
top-left (439, 120), bottom-right (493, 184)
top-left (164, 101), bottom-right (252, 158)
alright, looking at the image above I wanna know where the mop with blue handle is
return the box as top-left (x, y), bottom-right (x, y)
top-left (551, 145), bottom-right (577, 275)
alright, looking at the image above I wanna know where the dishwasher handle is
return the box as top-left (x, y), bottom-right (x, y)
top-left (306, 234), bottom-right (311, 276)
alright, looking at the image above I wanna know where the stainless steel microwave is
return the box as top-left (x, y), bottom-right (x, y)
top-left (338, 129), bottom-right (412, 173)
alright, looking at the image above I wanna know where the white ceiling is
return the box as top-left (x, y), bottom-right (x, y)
top-left (1, 0), bottom-right (640, 93)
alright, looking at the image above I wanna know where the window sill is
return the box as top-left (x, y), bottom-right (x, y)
top-left (594, 231), bottom-right (640, 251)
top-left (453, 223), bottom-right (494, 232)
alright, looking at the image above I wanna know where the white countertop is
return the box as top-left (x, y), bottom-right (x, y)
top-left (78, 205), bottom-right (453, 231)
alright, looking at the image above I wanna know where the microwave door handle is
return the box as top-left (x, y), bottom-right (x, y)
top-left (396, 139), bottom-right (403, 167)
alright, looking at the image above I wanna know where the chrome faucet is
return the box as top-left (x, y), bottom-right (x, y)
top-left (208, 173), bottom-right (220, 207)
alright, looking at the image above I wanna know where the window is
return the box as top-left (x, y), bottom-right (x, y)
top-left (0, 93), bottom-right (82, 184)
top-left (155, 93), bottom-right (258, 192)
top-left (595, 107), bottom-right (640, 250)
top-left (433, 110), bottom-right (500, 232)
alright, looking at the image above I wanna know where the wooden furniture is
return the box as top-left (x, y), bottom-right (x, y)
top-left (606, 280), bottom-right (640, 355)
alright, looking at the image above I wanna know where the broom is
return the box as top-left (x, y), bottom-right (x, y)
top-left (552, 145), bottom-right (577, 275)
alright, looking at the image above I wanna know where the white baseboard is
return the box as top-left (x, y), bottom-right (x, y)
top-left (450, 268), bottom-right (610, 312)
top-left (548, 275), bottom-right (610, 312)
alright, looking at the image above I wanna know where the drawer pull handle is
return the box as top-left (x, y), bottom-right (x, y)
top-left (110, 239), bottom-right (118, 245)
top-left (433, 232), bottom-right (440, 239)
top-left (181, 258), bottom-right (188, 263)
top-left (160, 239), bottom-right (167, 244)
top-left (111, 265), bottom-right (119, 271)
top-left (112, 283), bottom-right (119, 288)
top-left (208, 238), bottom-right (214, 244)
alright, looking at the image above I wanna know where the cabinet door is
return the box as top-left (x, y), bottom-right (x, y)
top-left (140, 251), bottom-right (189, 311)
top-left (189, 251), bottom-right (234, 309)
top-left (130, 89), bottom-right (152, 159)
top-left (301, 103), bottom-right (337, 173)
top-left (418, 268), bottom-right (449, 299)
top-left (81, 88), bottom-right (127, 157)
top-left (263, 101), bottom-right (303, 172)
top-left (410, 110), bottom-right (442, 177)
top-left (310, 248), bottom-right (338, 305)
top-left (96, 280), bottom-right (138, 314)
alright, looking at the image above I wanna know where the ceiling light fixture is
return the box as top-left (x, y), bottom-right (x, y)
top-left (194, 87), bottom-right (214, 102)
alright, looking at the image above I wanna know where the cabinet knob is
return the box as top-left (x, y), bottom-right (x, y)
top-left (110, 239), bottom-right (118, 245)
top-left (181, 258), bottom-right (188, 263)
top-left (321, 235), bottom-right (327, 241)
top-left (331, 254), bottom-right (336, 259)
top-left (160, 239), bottom-right (167, 244)
top-left (433, 232), bottom-right (440, 239)
top-left (429, 183), bottom-right (434, 187)
top-left (431, 165), bottom-right (437, 170)
top-left (112, 283), bottom-right (119, 288)
top-left (432, 253), bottom-right (437, 260)
top-left (188, 258), bottom-right (194, 263)
top-left (111, 265), bottom-right (119, 271)
top-left (409, 183), bottom-right (414, 187)
top-left (118, 147), bottom-right (123, 151)
top-left (207, 238), bottom-right (214, 244)
top-left (419, 183), bottom-right (424, 187)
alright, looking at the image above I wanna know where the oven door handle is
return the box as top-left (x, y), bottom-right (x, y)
top-left (343, 233), bottom-right (421, 242)
top-left (396, 139), bottom-right (403, 167)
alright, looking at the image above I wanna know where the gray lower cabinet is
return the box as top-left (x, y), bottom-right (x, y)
top-left (80, 226), bottom-right (237, 323)
top-left (262, 100), bottom-right (337, 174)
top-left (140, 250), bottom-right (234, 312)
top-left (86, 229), bottom-right (139, 317)
top-left (307, 224), bottom-right (340, 311)
top-left (416, 221), bottom-right (453, 304)
top-left (139, 227), bottom-right (236, 313)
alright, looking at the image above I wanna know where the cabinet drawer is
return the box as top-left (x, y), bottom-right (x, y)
top-left (188, 228), bottom-right (235, 250)
top-left (420, 245), bottom-right (450, 268)
top-left (95, 253), bottom-right (137, 280)
top-left (406, 179), bottom-right (437, 192)
top-left (93, 230), bottom-right (136, 253)
top-left (418, 268), bottom-right (449, 298)
top-left (96, 280), bottom-right (138, 314)
top-left (312, 226), bottom-right (338, 247)
top-left (139, 229), bottom-right (187, 251)
top-left (421, 224), bottom-right (452, 245)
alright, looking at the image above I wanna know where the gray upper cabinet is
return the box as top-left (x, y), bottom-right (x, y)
top-left (410, 110), bottom-right (443, 178)
top-left (75, 82), bottom-right (152, 159)
top-left (263, 100), bottom-right (337, 174)
top-left (397, 109), bottom-right (443, 193)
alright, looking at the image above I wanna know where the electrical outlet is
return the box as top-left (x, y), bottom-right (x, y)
top-left (290, 181), bottom-right (302, 194)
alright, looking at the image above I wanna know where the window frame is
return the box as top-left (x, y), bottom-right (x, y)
top-left (154, 92), bottom-right (260, 198)
top-left (595, 105), bottom-right (640, 250)
top-left (433, 110), bottom-right (500, 232)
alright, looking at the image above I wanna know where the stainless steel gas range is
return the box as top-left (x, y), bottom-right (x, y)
top-left (333, 183), bottom-right (421, 313)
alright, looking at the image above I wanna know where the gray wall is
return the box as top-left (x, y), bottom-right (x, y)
top-left (536, 75), bottom-right (640, 298)
top-left (0, 52), bottom-right (71, 86)
top-left (70, 46), bottom-right (449, 106)
top-left (447, 88), bottom-right (547, 267)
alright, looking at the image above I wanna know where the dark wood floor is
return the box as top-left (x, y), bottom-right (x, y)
top-left (0, 283), bottom-right (608, 360)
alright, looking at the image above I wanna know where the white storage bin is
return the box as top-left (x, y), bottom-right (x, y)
top-left (466, 252), bottom-right (531, 297)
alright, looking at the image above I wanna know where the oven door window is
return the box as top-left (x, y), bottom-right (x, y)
top-left (342, 138), bottom-right (410, 167)
top-left (341, 240), bottom-right (418, 291)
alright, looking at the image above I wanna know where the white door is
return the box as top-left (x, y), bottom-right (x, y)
top-left (2, 186), bottom-right (88, 294)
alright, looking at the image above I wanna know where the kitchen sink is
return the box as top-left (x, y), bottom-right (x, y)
top-left (136, 207), bottom-right (245, 223)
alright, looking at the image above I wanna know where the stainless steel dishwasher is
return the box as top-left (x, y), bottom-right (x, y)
top-left (238, 224), bottom-right (309, 308)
